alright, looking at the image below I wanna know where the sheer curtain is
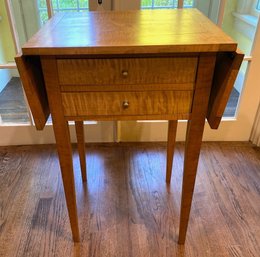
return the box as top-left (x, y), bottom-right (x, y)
top-left (250, 102), bottom-right (260, 146)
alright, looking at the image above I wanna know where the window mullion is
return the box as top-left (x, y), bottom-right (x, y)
top-left (56, 0), bottom-right (60, 12)
top-left (178, 0), bottom-right (184, 8)
top-left (257, 0), bottom-right (260, 10)
top-left (46, 0), bottom-right (53, 19)
top-left (217, 0), bottom-right (227, 27)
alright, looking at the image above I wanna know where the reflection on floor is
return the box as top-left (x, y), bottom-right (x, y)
top-left (0, 77), bottom-right (240, 124)
top-left (0, 77), bottom-right (29, 124)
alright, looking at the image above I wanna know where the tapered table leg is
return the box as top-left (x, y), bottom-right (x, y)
top-left (178, 118), bottom-right (205, 244)
top-left (166, 120), bottom-right (178, 183)
top-left (53, 120), bottom-right (80, 242)
top-left (41, 57), bottom-right (80, 242)
top-left (75, 121), bottom-right (87, 182)
top-left (178, 54), bottom-right (216, 244)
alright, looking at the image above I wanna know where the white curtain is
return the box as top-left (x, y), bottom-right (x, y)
top-left (250, 102), bottom-right (260, 146)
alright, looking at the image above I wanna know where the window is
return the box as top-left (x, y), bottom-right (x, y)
top-left (257, 0), bottom-right (260, 10)
top-left (38, 0), bottom-right (89, 25)
top-left (142, 0), bottom-right (177, 9)
top-left (141, 0), bottom-right (194, 9)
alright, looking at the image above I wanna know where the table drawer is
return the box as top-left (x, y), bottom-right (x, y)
top-left (57, 57), bottom-right (198, 85)
top-left (61, 91), bottom-right (193, 117)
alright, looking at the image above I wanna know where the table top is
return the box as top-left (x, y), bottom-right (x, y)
top-left (16, 9), bottom-right (243, 131)
top-left (22, 9), bottom-right (237, 56)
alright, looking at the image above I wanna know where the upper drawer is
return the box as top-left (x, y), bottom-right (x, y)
top-left (57, 57), bottom-right (198, 85)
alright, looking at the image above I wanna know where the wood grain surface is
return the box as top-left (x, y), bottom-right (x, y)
top-left (41, 56), bottom-right (80, 242)
top-left (75, 121), bottom-right (87, 182)
top-left (207, 50), bottom-right (244, 129)
top-left (166, 120), bottom-right (178, 183)
top-left (15, 55), bottom-right (50, 130)
top-left (61, 91), bottom-right (193, 118)
top-left (0, 142), bottom-right (259, 257)
top-left (14, 8), bottom-right (245, 250)
top-left (21, 9), bottom-right (237, 56)
top-left (178, 54), bottom-right (216, 243)
top-left (57, 57), bottom-right (197, 85)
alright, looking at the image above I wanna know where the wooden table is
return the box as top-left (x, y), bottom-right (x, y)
top-left (15, 9), bottom-right (243, 244)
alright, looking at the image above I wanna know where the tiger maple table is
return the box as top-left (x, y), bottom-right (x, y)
top-left (15, 9), bottom-right (243, 244)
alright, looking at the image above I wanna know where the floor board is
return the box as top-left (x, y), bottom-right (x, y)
top-left (0, 142), bottom-right (259, 257)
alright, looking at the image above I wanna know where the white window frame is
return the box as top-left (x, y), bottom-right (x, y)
top-left (256, 0), bottom-right (260, 10)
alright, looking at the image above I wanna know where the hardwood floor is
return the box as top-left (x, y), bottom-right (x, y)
top-left (0, 142), bottom-right (259, 257)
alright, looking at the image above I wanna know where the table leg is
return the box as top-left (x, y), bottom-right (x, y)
top-left (178, 118), bottom-right (205, 244)
top-left (178, 54), bottom-right (216, 244)
top-left (41, 57), bottom-right (80, 242)
top-left (53, 120), bottom-right (80, 242)
top-left (166, 120), bottom-right (177, 183)
top-left (75, 121), bottom-right (87, 182)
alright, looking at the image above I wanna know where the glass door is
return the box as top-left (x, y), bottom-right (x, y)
top-left (1, 0), bottom-right (259, 144)
top-left (0, 0), bottom-right (114, 145)
top-left (119, 0), bottom-right (260, 142)
top-left (0, 0), bottom-right (30, 127)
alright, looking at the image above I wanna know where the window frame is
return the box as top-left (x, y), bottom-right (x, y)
top-left (257, 0), bottom-right (260, 11)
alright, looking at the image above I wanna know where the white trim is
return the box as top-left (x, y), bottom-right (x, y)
top-left (244, 56), bottom-right (253, 61)
top-left (0, 122), bottom-right (115, 146)
top-left (0, 62), bottom-right (16, 69)
top-left (217, 0), bottom-right (227, 27)
top-left (4, 0), bottom-right (20, 53)
top-left (257, 0), bottom-right (260, 10)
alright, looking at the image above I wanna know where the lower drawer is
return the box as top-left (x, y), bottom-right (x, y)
top-left (61, 91), bottom-right (193, 117)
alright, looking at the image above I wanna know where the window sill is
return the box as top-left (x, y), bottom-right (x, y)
top-left (232, 12), bottom-right (258, 39)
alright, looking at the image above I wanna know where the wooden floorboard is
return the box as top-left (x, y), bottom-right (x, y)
top-left (0, 142), bottom-right (259, 257)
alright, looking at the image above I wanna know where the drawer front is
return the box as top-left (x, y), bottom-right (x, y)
top-left (61, 91), bottom-right (193, 117)
top-left (57, 57), bottom-right (198, 85)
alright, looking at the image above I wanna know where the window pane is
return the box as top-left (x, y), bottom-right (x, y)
top-left (0, 69), bottom-right (30, 125)
top-left (58, 0), bottom-right (78, 9)
top-left (221, 2), bottom-right (259, 117)
top-left (0, 2), bottom-right (31, 125)
top-left (37, 0), bottom-right (89, 24)
top-left (79, 0), bottom-right (89, 8)
top-left (257, 0), bottom-right (260, 10)
top-left (142, 0), bottom-right (153, 8)
top-left (141, 0), bottom-right (195, 9)
top-left (223, 61), bottom-right (248, 118)
top-left (154, 0), bottom-right (174, 7)
top-left (183, 0), bottom-right (194, 8)
top-left (38, 0), bottom-right (47, 8)
top-left (38, 10), bottom-right (49, 25)
top-left (141, 0), bottom-right (177, 9)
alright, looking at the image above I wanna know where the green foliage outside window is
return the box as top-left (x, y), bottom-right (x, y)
top-left (142, 0), bottom-right (194, 8)
top-left (38, 0), bottom-right (194, 25)
top-left (37, 0), bottom-right (89, 24)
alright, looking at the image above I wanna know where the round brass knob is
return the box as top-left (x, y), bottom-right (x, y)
top-left (122, 101), bottom-right (129, 109)
top-left (122, 70), bottom-right (128, 77)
